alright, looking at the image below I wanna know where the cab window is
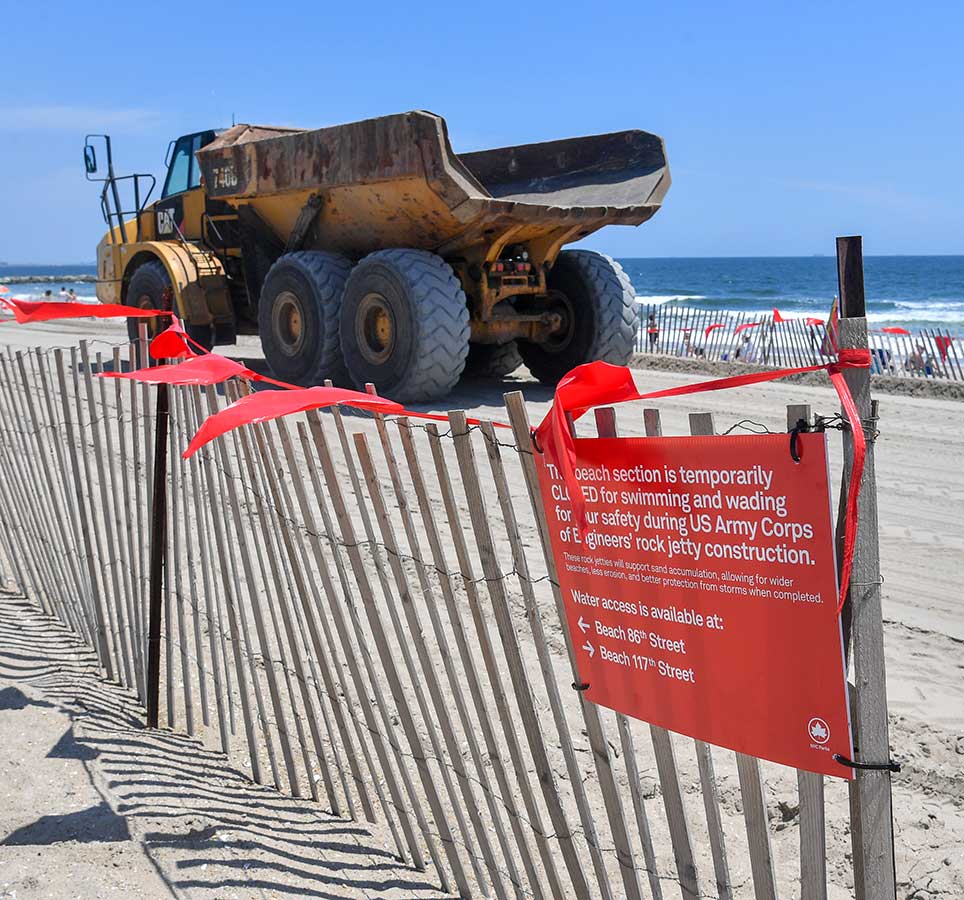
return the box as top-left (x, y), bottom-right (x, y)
top-left (189, 133), bottom-right (205, 190)
top-left (162, 137), bottom-right (192, 197)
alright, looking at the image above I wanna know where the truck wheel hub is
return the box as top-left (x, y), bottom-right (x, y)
top-left (357, 292), bottom-right (395, 364)
top-left (273, 291), bottom-right (305, 357)
top-left (542, 290), bottom-right (574, 352)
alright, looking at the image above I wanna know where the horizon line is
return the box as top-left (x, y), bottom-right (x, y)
top-left (5, 252), bottom-right (964, 268)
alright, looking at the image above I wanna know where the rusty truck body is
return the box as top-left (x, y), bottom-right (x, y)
top-left (86, 110), bottom-right (669, 401)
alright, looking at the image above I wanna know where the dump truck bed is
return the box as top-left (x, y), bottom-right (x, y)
top-left (196, 111), bottom-right (669, 259)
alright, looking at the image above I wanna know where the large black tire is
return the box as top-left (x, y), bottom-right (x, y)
top-left (518, 250), bottom-right (637, 384)
top-left (339, 249), bottom-right (469, 402)
top-left (463, 341), bottom-right (523, 378)
top-left (126, 260), bottom-right (214, 352)
top-left (259, 250), bottom-right (352, 386)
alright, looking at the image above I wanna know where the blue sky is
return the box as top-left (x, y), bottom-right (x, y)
top-left (1, 0), bottom-right (961, 263)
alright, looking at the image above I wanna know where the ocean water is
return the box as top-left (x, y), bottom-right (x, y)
top-left (4, 256), bottom-right (963, 335)
top-left (0, 264), bottom-right (99, 302)
top-left (620, 256), bottom-right (964, 335)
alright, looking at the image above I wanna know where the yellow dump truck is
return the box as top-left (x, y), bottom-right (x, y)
top-left (85, 111), bottom-right (669, 401)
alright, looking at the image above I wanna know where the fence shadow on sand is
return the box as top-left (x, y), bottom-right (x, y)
top-left (0, 591), bottom-right (451, 899)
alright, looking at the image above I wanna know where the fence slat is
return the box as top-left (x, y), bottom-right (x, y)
top-left (330, 429), bottom-right (474, 894)
top-left (53, 348), bottom-right (113, 673)
top-left (396, 417), bottom-right (535, 897)
top-left (24, 348), bottom-right (90, 636)
top-left (103, 347), bottom-right (143, 695)
top-left (3, 350), bottom-right (80, 621)
top-left (785, 403), bottom-right (829, 900)
top-left (178, 387), bottom-right (232, 754)
top-left (423, 421), bottom-right (559, 900)
top-left (641, 407), bottom-right (716, 900)
top-left (127, 337), bottom-right (149, 696)
top-left (450, 408), bottom-right (590, 898)
top-left (369, 408), bottom-right (520, 896)
top-left (594, 405), bottom-right (665, 900)
top-left (111, 347), bottom-right (146, 698)
top-left (250, 417), bottom-right (361, 814)
top-left (202, 386), bottom-right (304, 796)
top-left (171, 388), bottom-right (211, 727)
top-left (13, 351), bottom-right (89, 638)
top-left (78, 343), bottom-right (131, 685)
top-left (353, 430), bottom-right (501, 898)
top-left (0, 356), bottom-right (62, 620)
top-left (306, 407), bottom-right (460, 891)
top-left (166, 386), bottom-right (197, 733)
top-left (689, 411), bottom-right (777, 900)
top-left (480, 415), bottom-right (635, 900)
top-left (187, 386), bottom-right (266, 785)
top-left (510, 390), bottom-right (704, 900)
top-left (230, 412), bottom-right (341, 807)
top-left (292, 417), bottom-right (425, 864)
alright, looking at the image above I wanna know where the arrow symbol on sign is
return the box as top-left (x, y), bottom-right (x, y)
top-left (577, 616), bottom-right (590, 634)
top-left (583, 641), bottom-right (595, 658)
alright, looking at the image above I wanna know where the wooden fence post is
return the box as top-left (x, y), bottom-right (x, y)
top-left (836, 235), bottom-right (897, 900)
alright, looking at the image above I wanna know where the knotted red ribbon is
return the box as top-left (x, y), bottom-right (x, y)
top-left (534, 349), bottom-right (872, 612)
top-left (149, 318), bottom-right (198, 360)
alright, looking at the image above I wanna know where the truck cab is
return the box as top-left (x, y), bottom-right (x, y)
top-left (152, 130), bottom-right (218, 243)
top-left (86, 130), bottom-right (239, 347)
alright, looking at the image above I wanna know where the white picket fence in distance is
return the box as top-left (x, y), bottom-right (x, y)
top-left (635, 303), bottom-right (963, 380)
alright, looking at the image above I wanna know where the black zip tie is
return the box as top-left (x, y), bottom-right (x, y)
top-left (572, 682), bottom-right (590, 692)
top-left (789, 418), bottom-right (810, 463)
top-left (834, 753), bottom-right (901, 773)
top-left (530, 427), bottom-right (543, 454)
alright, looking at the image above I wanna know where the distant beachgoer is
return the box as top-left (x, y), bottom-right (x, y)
top-left (59, 286), bottom-right (68, 300)
top-left (870, 347), bottom-right (894, 375)
top-left (907, 343), bottom-right (934, 376)
top-left (43, 290), bottom-right (53, 299)
top-left (734, 333), bottom-right (758, 363)
top-left (647, 313), bottom-right (659, 349)
top-left (67, 288), bottom-right (77, 301)
top-left (680, 330), bottom-right (693, 356)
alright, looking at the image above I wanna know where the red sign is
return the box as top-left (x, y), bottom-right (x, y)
top-left (537, 432), bottom-right (854, 778)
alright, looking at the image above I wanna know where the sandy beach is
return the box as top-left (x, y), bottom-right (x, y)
top-left (0, 317), bottom-right (961, 898)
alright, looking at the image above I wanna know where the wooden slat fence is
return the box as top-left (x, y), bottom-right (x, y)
top-left (0, 323), bottom-right (896, 898)
top-left (635, 303), bottom-right (961, 380)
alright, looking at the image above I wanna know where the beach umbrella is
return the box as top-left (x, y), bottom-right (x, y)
top-left (882, 327), bottom-right (910, 335)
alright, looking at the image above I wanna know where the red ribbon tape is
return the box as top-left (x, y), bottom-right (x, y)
top-left (0, 298), bottom-right (172, 324)
top-left (534, 351), bottom-right (872, 613)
